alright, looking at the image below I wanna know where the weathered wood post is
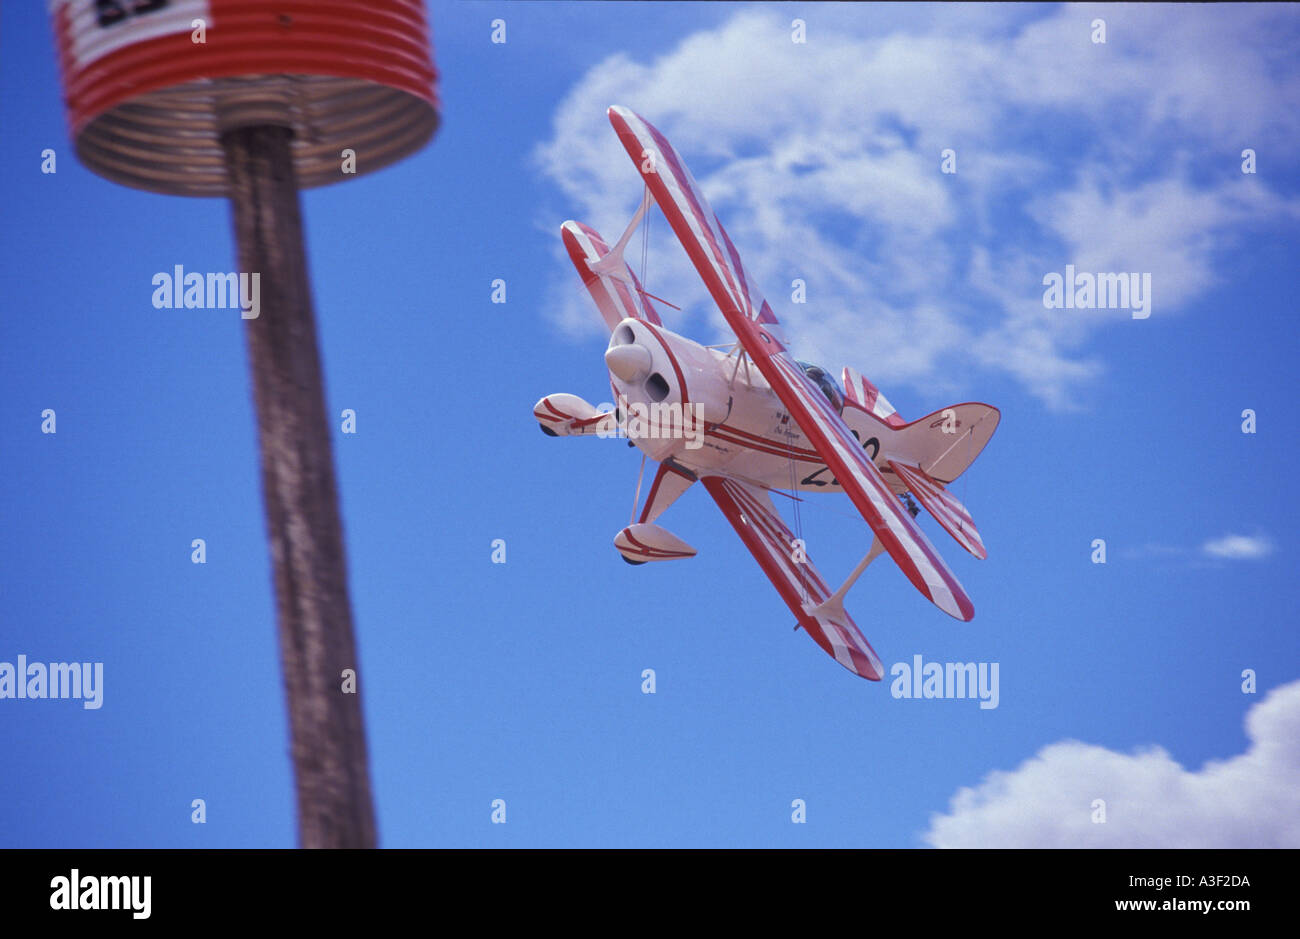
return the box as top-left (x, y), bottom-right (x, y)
top-left (48, 0), bottom-right (440, 847)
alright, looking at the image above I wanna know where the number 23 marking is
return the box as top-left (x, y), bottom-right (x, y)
top-left (800, 431), bottom-right (878, 487)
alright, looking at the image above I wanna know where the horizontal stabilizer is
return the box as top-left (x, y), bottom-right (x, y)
top-left (889, 461), bottom-right (986, 560)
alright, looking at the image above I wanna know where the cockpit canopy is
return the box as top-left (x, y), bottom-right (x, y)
top-left (796, 360), bottom-right (845, 414)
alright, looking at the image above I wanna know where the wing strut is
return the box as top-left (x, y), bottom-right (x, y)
top-left (808, 538), bottom-right (886, 621)
top-left (589, 187), bottom-right (652, 284)
top-left (630, 452), bottom-right (648, 524)
top-left (701, 475), bottom-right (884, 680)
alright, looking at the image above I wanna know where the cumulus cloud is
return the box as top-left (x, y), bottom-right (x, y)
top-left (535, 4), bottom-right (1300, 409)
top-left (1202, 533), bottom-right (1275, 561)
top-left (923, 679), bottom-right (1300, 847)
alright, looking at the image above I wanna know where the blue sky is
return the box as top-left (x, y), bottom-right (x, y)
top-left (2, 2), bottom-right (1298, 848)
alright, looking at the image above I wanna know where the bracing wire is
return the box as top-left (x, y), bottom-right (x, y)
top-left (961, 423), bottom-right (973, 531)
top-left (787, 452), bottom-right (809, 602)
top-left (631, 453), bottom-right (647, 526)
top-left (639, 183), bottom-right (650, 292)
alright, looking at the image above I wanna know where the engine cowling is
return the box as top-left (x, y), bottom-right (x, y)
top-left (605, 317), bottom-right (728, 461)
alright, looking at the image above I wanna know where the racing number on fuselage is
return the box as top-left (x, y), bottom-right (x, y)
top-left (800, 431), bottom-right (879, 487)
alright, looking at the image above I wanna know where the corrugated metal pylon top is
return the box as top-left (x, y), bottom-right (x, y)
top-left (49, 0), bottom-right (440, 196)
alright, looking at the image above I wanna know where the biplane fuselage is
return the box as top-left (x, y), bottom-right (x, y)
top-left (603, 315), bottom-right (905, 495)
top-left (534, 105), bottom-right (1001, 681)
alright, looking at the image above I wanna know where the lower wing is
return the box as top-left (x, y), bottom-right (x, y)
top-left (702, 475), bottom-right (884, 681)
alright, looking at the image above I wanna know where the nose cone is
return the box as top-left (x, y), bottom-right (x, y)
top-left (605, 343), bottom-right (652, 383)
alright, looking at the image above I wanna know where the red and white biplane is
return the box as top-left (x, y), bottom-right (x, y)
top-left (535, 106), bottom-right (1000, 681)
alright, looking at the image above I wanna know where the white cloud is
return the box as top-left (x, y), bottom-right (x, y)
top-left (536, 4), bottom-right (1300, 409)
top-left (1119, 532), bottom-right (1275, 565)
top-left (1203, 533), bottom-right (1275, 561)
top-left (924, 679), bottom-right (1300, 847)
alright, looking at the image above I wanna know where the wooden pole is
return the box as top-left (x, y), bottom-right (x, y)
top-left (220, 123), bottom-right (377, 849)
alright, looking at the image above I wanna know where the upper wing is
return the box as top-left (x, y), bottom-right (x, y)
top-left (609, 105), bottom-right (974, 621)
top-left (607, 107), bottom-right (783, 334)
top-left (702, 475), bottom-right (884, 680)
top-left (561, 219), bottom-right (662, 331)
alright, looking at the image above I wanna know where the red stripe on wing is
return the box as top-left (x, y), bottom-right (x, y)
top-left (609, 108), bottom-right (772, 337)
top-left (702, 475), bottom-right (884, 680)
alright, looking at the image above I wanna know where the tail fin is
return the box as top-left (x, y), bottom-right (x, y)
top-left (886, 403), bottom-right (1000, 484)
